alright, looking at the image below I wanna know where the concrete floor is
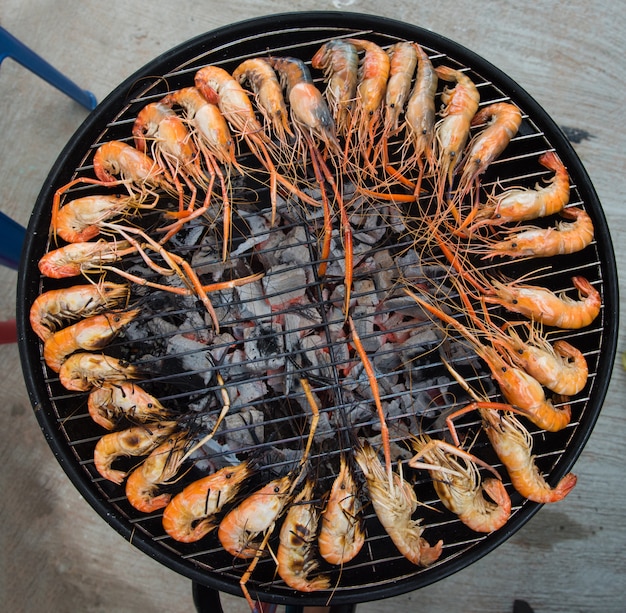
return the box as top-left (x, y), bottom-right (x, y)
top-left (1, 1), bottom-right (625, 612)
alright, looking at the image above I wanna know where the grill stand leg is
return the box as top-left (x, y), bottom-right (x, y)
top-left (192, 583), bottom-right (357, 613)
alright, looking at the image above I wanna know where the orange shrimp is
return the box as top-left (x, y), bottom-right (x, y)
top-left (480, 207), bottom-right (594, 259)
top-left (160, 87), bottom-right (238, 169)
top-left (457, 102), bottom-right (522, 193)
top-left (344, 38), bottom-right (390, 148)
top-left (58, 352), bottom-right (143, 392)
top-left (434, 66), bottom-right (480, 195)
top-left (87, 381), bottom-right (173, 430)
top-left (383, 42), bottom-right (418, 135)
top-left (43, 308), bottom-right (140, 372)
top-left (311, 39), bottom-right (359, 136)
top-left (125, 430), bottom-right (190, 513)
top-left (480, 406), bottom-right (577, 503)
top-left (53, 193), bottom-right (153, 243)
top-left (354, 442), bottom-right (443, 567)
top-left (232, 58), bottom-right (293, 142)
top-left (217, 474), bottom-right (294, 558)
top-left (276, 478), bottom-right (331, 592)
top-left (133, 101), bottom-right (208, 215)
top-left (38, 239), bottom-right (135, 279)
top-left (93, 140), bottom-right (177, 202)
top-left (29, 281), bottom-right (129, 342)
top-left (93, 421), bottom-right (177, 484)
top-left (474, 150), bottom-right (570, 225)
top-left (195, 65), bottom-right (318, 224)
top-left (162, 461), bottom-right (253, 543)
top-left (269, 55), bottom-right (340, 153)
top-left (318, 455), bottom-right (365, 565)
top-left (486, 275), bottom-right (601, 330)
top-left (409, 435), bottom-right (511, 533)
top-left (498, 325), bottom-right (589, 396)
top-left (402, 44), bottom-right (438, 184)
top-left (404, 288), bottom-right (572, 432)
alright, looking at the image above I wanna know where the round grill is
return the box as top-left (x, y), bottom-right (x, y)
top-left (17, 12), bottom-right (618, 607)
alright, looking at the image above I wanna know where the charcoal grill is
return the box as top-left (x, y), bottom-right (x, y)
top-left (16, 11), bottom-right (618, 609)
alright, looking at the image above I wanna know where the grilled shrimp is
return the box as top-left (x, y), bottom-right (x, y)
top-left (318, 454), bottom-right (365, 565)
top-left (195, 64), bottom-right (317, 223)
top-left (434, 65), bottom-right (480, 193)
top-left (499, 325), bottom-right (589, 396)
top-left (311, 39), bottom-right (359, 136)
top-left (383, 42), bottom-right (418, 134)
top-left (93, 140), bottom-right (176, 198)
top-left (474, 150), bottom-right (570, 225)
top-left (457, 102), bottom-right (522, 193)
top-left (58, 352), bottom-right (142, 391)
top-left (403, 44), bottom-right (438, 175)
top-left (162, 461), bottom-right (253, 543)
top-left (161, 87), bottom-right (238, 169)
top-left (232, 58), bottom-right (292, 142)
top-left (133, 101), bottom-right (197, 167)
top-left (125, 430), bottom-right (190, 513)
top-left (93, 421), bottom-right (177, 484)
top-left (194, 65), bottom-right (273, 150)
top-left (53, 193), bottom-right (151, 243)
top-left (405, 288), bottom-right (572, 433)
top-left (269, 55), bottom-right (339, 152)
top-left (344, 38), bottom-right (390, 145)
top-left (481, 207), bottom-right (594, 259)
top-left (354, 442), bottom-right (443, 567)
top-left (276, 479), bottom-right (331, 592)
top-left (38, 239), bottom-right (134, 279)
top-left (217, 474), bottom-right (294, 558)
top-left (29, 282), bottom-right (129, 342)
top-left (481, 407), bottom-right (577, 503)
top-left (409, 435), bottom-right (511, 533)
top-left (132, 101), bottom-right (209, 214)
top-left (487, 275), bottom-right (601, 330)
top-left (43, 308), bottom-right (139, 372)
top-left (87, 381), bottom-right (173, 430)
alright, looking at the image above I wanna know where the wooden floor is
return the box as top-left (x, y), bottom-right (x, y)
top-left (1, 1), bottom-right (624, 611)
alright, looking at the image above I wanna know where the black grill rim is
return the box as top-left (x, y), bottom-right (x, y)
top-left (16, 11), bottom-right (619, 606)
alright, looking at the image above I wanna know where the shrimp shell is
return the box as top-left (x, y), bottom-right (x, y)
top-left (405, 44), bottom-right (438, 167)
top-left (232, 58), bottom-right (292, 141)
top-left (434, 66), bottom-right (480, 187)
top-left (458, 102), bottom-right (522, 190)
top-left (384, 42), bottom-right (418, 132)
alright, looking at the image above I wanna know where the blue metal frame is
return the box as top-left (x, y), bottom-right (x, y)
top-left (1, 26), bottom-right (97, 110)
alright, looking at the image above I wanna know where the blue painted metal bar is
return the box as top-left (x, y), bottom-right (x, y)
top-left (0, 26), bottom-right (97, 110)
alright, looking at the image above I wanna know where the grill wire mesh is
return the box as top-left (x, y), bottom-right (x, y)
top-left (22, 17), bottom-right (612, 605)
